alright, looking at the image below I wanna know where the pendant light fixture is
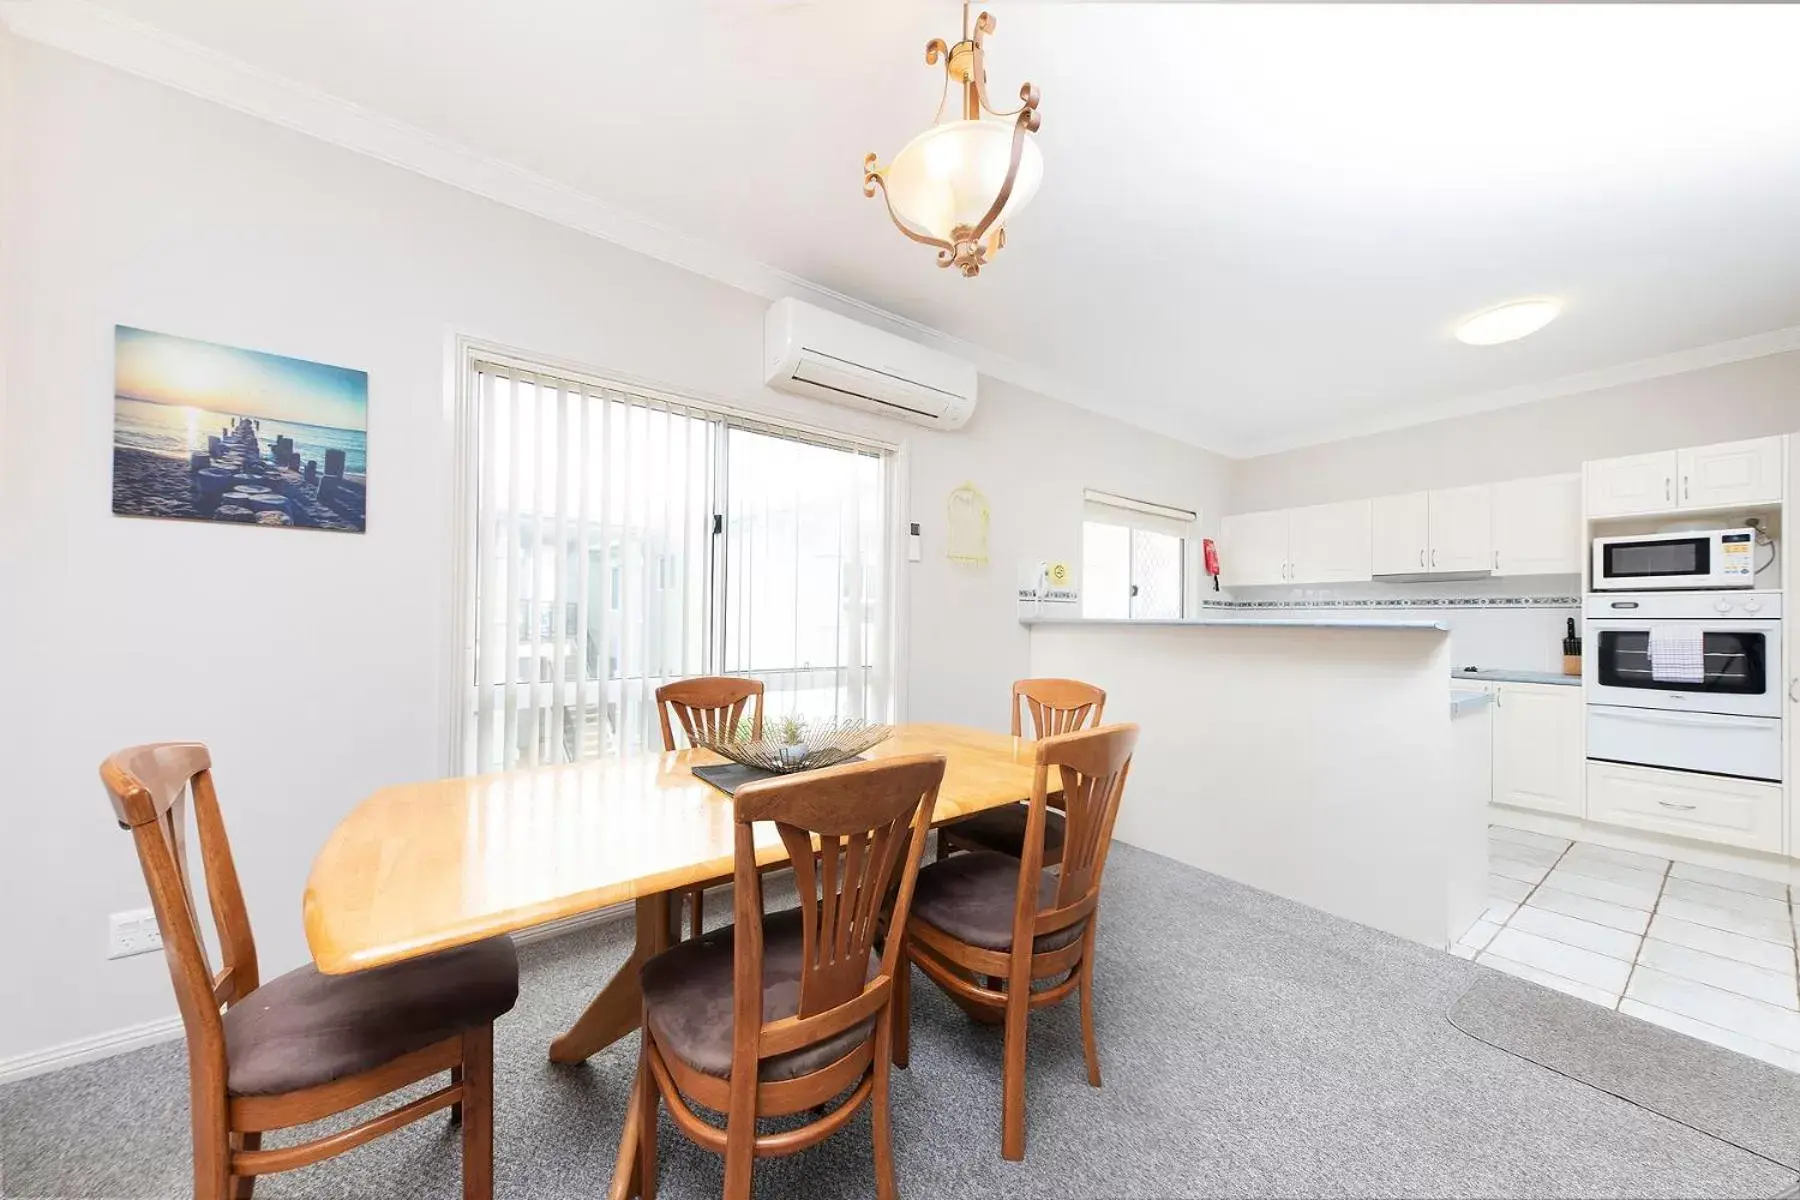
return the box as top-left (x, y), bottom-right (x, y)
top-left (863, 5), bottom-right (1042, 277)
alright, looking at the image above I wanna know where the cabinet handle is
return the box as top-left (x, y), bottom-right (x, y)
top-left (1419, 548), bottom-right (1424, 568)
top-left (1493, 550), bottom-right (1499, 571)
top-left (1665, 477), bottom-right (1672, 502)
top-left (1682, 475), bottom-right (1689, 502)
top-left (1431, 548), bottom-right (1438, 568)
top-left (1789, 677), bottom-right (1798, 704)
top-left (1656, 800), bottom-right (1698, 812)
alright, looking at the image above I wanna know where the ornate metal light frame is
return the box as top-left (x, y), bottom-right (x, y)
top-left (863, 7), bottom-right (1042, 278)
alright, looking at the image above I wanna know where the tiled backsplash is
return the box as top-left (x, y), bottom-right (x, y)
top-left (1211, 578), bottom-right (1582, 672)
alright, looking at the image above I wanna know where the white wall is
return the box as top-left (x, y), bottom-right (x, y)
top-left (0, 42), bottom-right (1229, 1064)
top-left (1227, 351), bottom-right (1800, 513)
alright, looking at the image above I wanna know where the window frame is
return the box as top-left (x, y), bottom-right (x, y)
top-left (445, 336), bottom-right (909, 775)
top-left (1081, 518), bottom-right (1189, 620)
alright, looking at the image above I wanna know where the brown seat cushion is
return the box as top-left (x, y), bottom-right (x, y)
top-left (222, 936), bottom-right (519, 1096)
top-left (945, 803), bottom-right (1064, 859)
top-left (910, 851), bottom-right (1085, 953)
top-left (640, 908), bottom-right (878, 1082)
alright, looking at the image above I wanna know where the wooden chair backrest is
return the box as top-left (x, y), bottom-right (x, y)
top-left (1011, 678), bottom-right (1106, 739)
top-left (99, 743), bottom-right (259, 1072)
top-left (729, 754), bottom-right (944, 1070)
top-left (655, 676), bottom-right (765, 751)
top-left (1013, 724), bottom-right (1138, 948)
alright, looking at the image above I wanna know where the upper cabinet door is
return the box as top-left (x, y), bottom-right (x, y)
top-left (1492, 475), bottom-right (1580, 576)
top-left (1585, 450), bottom-right (1678, 517)
top-left (1219, 510), bottom-right (1290, 587)
top-left (1371, 492), bottom-right (1429, 575)
top-left (1678, 437), bottom-right (1783, 511)
top-left (1426, 485), bottom-right (1492, 573)
top-left (1287, 500), bottom-right (1373, 585)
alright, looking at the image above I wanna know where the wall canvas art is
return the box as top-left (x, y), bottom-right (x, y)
top-left (112, 326), bottom-right (368, 532)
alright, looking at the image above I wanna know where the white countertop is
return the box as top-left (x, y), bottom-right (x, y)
top-left (1022, 617), bottom-right (1449, 631)
top-left (1452, 667), bottom-right (1581, 687)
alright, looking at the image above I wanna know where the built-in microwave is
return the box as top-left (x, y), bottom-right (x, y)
top-left (1592, 527), bottom-right (1756, 591)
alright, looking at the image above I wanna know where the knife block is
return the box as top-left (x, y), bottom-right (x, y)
top-left (1562, 655), bottom-right (1581, 677)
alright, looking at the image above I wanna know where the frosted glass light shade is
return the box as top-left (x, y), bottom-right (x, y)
top-left (882, 118), bottom-right (1043, 243)
top-left (1454, 298), bottom-right (1563, 345)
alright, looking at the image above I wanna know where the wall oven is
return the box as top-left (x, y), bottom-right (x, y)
top-left (1591, 527), bottom-right (1756, 590)
top-left (1585, 592), bottom-right (1782, 782)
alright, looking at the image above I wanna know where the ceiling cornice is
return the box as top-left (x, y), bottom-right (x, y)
top-left (0, 0), bottom-right (1223, 447)
top-left (1235, 323), bottom-right (1800, 460)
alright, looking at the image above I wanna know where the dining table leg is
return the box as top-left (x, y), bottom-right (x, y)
top-left (548, 891), bottom-right (675, 1065)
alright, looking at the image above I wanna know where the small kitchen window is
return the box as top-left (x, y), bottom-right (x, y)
top-left (1080, 490), bottom-right (1196, 621)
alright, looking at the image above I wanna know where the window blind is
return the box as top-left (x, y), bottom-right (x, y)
top-left (459, 358), bottom-right (895, 774)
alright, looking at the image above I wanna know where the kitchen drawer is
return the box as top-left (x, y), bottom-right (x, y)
top-left (1585, 761), bottom-right (1783, 853)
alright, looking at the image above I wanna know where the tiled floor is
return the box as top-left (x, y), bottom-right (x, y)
top-left (1456, 825), bottom-right (1800, 1073)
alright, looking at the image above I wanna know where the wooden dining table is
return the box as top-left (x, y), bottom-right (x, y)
top-left (303, 722), bottom-right (1041, 1195)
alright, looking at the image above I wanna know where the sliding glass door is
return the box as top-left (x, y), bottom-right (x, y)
top-left (460, 359), bottom-right (893, 773)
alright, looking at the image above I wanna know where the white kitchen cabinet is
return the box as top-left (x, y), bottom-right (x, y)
top-left (1219, 509), bottom-right (1290, 587)
top-left (1371, 492), bottom-right (1429, 575)
top-left (1287, 500), bottom-right (1373, 584)
top-left (1678, 436), bottom-right (1783, 510)
top-left (1585, 450), bottom-right (1678, 518)
top-left (1585, 436), bottom-right (1782, 518)
top-left (1491, 474), bottom-right (1581, 576)
top-left (1587, 761), bottom-right (1782, 854)
top-left (1491, 682), bottom-right (1583, 817)
top-left (1426, 485), bottom-right (1493, 573)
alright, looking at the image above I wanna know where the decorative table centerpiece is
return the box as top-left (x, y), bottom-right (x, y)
top-left (693, 716), bottom-right (892, 775)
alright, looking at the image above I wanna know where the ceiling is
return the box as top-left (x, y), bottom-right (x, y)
top-left (21, 0), bottom-right (1800, 455)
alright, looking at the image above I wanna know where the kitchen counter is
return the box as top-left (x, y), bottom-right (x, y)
top-left (1028, 615), bottom-right (1482, 950)
top-left (1023, 616), bottom-right (1450, 631)
top-left (1453, 668), bottom-right (1581, 687)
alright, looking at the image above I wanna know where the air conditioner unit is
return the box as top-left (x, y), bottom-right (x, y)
top-left (763, 298), bottom-right (977, 430)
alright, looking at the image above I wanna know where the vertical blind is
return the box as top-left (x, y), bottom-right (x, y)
top-left (460, 359), bottom-right (893, 774)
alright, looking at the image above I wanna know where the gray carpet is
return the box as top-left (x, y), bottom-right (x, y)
top-left (1452, 972), bottom-right (1800, 1170)
top-left (3, 843), bottom-right (1797, 1199)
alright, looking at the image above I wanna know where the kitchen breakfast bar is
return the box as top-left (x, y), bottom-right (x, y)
top-left (1025, 617), bottom-right (1487, 950)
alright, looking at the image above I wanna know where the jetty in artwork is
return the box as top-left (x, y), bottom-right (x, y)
top-left (111, 326), bottom-right (369, 533)
top-left (126, 416), bottom-right (367, 530)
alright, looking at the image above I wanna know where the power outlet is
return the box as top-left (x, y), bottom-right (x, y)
top-left (107, 908), bottom-right (164, 960)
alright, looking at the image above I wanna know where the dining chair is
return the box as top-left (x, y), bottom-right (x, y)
top-left (632, 753), bottom-right (945, 1200)
top-left (897, 722), bottom-right (1138, 1162)
top-left (100, 743), bottom-right (519, 1200)
top-left (935, 678), bottom-right (1106, 864)
top-left (655, 676), bottom-right (767, 939)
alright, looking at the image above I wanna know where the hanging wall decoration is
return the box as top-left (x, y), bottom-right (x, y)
top-left (945, 481), bottom-right (990, 565)
top-left (112, 326), bottom-right (368, 532)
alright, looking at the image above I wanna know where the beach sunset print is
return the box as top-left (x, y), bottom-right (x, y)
top-left (112, 326), bottom-right (369, 532)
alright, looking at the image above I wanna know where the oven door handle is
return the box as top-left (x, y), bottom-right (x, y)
top-left (1598, 709), bottom-right (1772, 729)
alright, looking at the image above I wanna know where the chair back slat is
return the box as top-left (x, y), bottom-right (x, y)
top-left (734, 755), bottom-right (944, 1041)
top-left (100, 743), bottom-right (260, 1063)
top-left (1010, 724), bottom-right (1138, 937)
top-left (655, 677), bottom-right (765, 751)
top-left (1011, 678), bottom-right (1106, 740)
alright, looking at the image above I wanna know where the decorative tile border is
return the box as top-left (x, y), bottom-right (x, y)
top-left (1199, 595), bottom-right (1579, 611)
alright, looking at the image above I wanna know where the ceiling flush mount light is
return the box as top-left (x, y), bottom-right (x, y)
top-left (1454, 298), bottom-right (1563, 346)
top-left (863, 5), bottom-right (1042, 278)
